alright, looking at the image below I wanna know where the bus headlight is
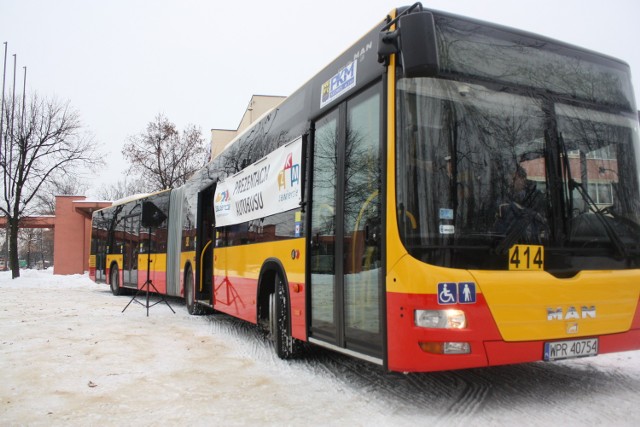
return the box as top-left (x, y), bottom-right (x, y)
top-left (414, 309), bottom-right (466, 329)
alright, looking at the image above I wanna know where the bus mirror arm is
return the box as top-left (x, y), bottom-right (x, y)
top-left (378, 2), bottom-right (422, 64)
top-left (378, 31), bottom-right (400, 65)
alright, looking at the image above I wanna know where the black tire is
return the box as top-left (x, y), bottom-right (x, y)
top-left (185, 267), bottom-right (204, 315)
top-left (272, 272), bottom-right (301, 359)
top-left (109, 265), bottom-right (122, 296)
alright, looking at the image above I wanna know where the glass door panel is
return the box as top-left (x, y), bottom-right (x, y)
top-left (343, 87), bottom-right (382, 351)
top-left (310, 110), bottom-right (339, 339)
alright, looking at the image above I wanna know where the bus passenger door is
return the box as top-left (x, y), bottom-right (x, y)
top-left (196, 184), bottom-right (215, 304)
top-left (309, 83), bottom-right (384, 360)
top-left (123, 211), bottom-right (140, 287)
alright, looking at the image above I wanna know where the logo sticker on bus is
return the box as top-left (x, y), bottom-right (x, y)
top-left (320, 60), bottom-right (357, 108)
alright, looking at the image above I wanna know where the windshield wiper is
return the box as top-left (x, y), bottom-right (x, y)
top-left (568, 178), bottom-right (629, 258)
top-left (557, 132), bottom-right (628, 259)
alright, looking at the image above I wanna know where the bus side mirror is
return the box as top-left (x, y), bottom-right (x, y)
top-left (398, 11), bottom-right (439, 78)
top-left (378, 11), bottom-right (439, 77)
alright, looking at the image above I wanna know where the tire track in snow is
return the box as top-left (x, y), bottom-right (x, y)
top-left (194, 310), bottom-right (640, 425)
top-left (437, 369), bottom-right (492, 424)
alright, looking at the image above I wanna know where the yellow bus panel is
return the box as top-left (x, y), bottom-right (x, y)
top-left (105, 254), bottom-right (123, 271)
top-left (387, 252), bottom-right (640, 342)
top-left (471, 269), bottom-right (640, 341)
top-left (138, 253), bottom-right (167, 273)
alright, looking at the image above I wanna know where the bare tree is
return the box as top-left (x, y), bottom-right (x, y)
top-left (34, 175), bottom-right (88, 215)
top-left (96, 178), bottom-right (146, 201)
top-left (0, 94), bottom-right (100, 278)
top-left (122, 114), bottom-right (209, 192)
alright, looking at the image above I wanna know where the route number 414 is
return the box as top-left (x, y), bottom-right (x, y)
top-left (508, 245), bottom-right (544, 270)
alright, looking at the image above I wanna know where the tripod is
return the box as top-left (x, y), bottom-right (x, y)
top-left (122, 225), bottom-right (175, 316)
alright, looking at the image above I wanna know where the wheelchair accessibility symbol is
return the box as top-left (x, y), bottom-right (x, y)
top-left (437, 282), bottom-right (476, 305)
top-left (437, 282), bottom-right (457, 305)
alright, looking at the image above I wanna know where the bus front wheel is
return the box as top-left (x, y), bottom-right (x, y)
top-left (271, 272), bottom-right (301, 359)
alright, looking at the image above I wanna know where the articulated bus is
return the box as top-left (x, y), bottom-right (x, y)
top-left (90, 4), bottom-right (640, 372)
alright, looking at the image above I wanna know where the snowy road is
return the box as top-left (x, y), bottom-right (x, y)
top-left (1, 270), bottom-right (640, 426)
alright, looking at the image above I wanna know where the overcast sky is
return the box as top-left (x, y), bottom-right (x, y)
top-left (2, 0), bottom-right (639, 197)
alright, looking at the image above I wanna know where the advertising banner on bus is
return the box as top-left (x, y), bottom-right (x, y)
top-left (213, 137), bottom-right (302, 227)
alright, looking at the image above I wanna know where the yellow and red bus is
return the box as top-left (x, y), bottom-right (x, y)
top-left (90, 4), bottom-right (640, 372)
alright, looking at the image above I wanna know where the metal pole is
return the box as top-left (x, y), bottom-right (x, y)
top-left (0, 43), bottom-right (6, 269)
top-left (21, 66), bottom-right (26, 132)
top-left (1, 44), bottom-right (7, 268)
top-left (8, 54), bottom-right (16, 198)
top-left (5, 52), bottom-right (16, 267)
top-left (9, 54), bottom-right (16, 139)
top-left (0, 42), bottom-right (7, 170)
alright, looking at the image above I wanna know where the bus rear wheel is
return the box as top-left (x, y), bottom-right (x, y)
top-left (109, 265), bottom-right (122, 296)
top-left (185, 267), bottom-right (204, 315)
top-left (271, 272), bottom-right (301, 359)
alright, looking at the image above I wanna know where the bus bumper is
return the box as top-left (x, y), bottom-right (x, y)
top-left (386, 291), bottom-right (640, 373)
top-left (483, 329), bottom-right (640, 366)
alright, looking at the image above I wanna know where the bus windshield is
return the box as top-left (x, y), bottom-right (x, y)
top-left (396, 77), bottom-right (640, 272)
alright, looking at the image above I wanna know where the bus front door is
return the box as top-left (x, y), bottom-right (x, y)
top-left (309, 84), bottom-right (384, 361)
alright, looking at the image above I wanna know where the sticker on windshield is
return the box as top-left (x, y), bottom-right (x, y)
top-left (439, 208), bottom-right (454, 220)
top-left (439, 225), bottom-right (455, 234)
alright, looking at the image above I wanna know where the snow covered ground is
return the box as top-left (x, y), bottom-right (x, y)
top-left (2, 269), bottom-right (640, 426)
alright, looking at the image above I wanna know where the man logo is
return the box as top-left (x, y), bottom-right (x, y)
top-left (547, 305), bottom-right (596, 321)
